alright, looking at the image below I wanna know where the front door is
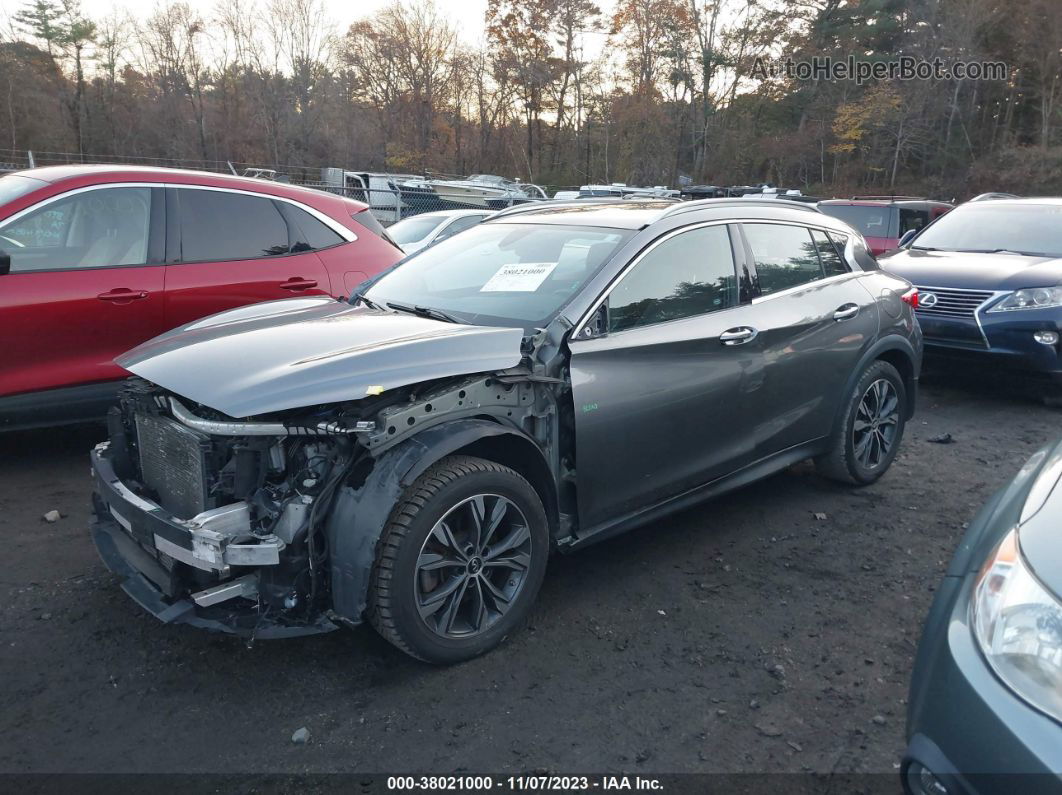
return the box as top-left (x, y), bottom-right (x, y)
top-left (568, 223), bottom-right (764, 532)
top-left (0, 185), bottom-right (165, 398)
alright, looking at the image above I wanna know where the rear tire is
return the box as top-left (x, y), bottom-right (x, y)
top-left (815, 360), bottom-right (907, 485)
top-left (367, 455), bottom-right (549, 664)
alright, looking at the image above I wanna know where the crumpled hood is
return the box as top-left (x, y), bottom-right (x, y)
top-left (117, 296), bottom-right (524, 418)
top-left (879, 248), bottom-right (1062, 290)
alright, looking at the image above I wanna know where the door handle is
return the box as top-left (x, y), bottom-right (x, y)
top-left (720, 326), bottom-right (758, 346)
top-left (98, 288), bottom-right (148, 303)
top-left (833, 304), bottom-right (860, 321)
top-left (280, 277), bottom-right (318, 291)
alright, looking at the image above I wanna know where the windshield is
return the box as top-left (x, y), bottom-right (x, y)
top-left (818, 205), bottom-right (896, 238)
top-left (0, 174), bottom-right (47, 208)
top-left (389, 214), bottom-right (446, 245)
top-left (911, 203), bottom-right (1062, 257)
top-left (363, 222), bottom-right (632, 329)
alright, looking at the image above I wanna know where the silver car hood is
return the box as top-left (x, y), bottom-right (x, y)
top-left (116, 297), bottom-right (524, 418)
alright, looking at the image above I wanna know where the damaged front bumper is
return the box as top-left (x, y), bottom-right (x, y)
top-left (90, 442), bottom-right (337, 638)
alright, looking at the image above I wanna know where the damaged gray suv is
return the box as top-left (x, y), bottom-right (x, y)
top-left (90, 199), bottom-right (922, 662)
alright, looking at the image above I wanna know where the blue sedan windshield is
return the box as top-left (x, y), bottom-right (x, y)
top-left (363, 222), bottom-right (631, 329)
top-left (913, 204), bottom-right (1062, 257)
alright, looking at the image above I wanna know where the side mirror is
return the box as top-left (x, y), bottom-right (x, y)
top-left (0, 250), bottom-right (10, 276)
top-left (898, 229), bottom-right (918, 249)
top-left (578, 302), bottom-right (609, 339)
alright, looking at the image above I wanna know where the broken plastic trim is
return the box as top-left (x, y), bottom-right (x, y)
top-left (168, 398), bottom-right (375, 437)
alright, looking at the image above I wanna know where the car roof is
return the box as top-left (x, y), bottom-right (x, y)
top-left (958, 196), bottom-right (1062, 208)
top-left (488, 198), bottom-right (828, 230)
top-left (419, 209), bottom-right (496, 219)
top-left (6, 164), bottom-right (351, 206)
top-left (818, 198), bottom-right (952, 209)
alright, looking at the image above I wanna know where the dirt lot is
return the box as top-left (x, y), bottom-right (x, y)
top-left (0, 374), bottom-right (1055, 776)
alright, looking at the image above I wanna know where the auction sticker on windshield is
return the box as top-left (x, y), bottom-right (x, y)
top-left (481, 262), bottom-right (557, 292)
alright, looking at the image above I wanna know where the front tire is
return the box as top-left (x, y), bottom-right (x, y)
top-left (368, 455), bottom-right (549, 663)
top-left (815, 360), bottom-right (907, 485)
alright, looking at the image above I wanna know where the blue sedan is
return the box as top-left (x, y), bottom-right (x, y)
top-left (880, 198), bottom-right (1062, 400)
top-left (904, 439), bottom-right (1062, 793)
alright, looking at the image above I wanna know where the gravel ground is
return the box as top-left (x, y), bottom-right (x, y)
top-left (0, 375), bottom-right (1054, 776)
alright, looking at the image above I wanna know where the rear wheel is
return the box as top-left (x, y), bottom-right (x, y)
top-left (368, 455), bottom-right (549, 663)
top-left (816, 360), bottom-right (907, 485)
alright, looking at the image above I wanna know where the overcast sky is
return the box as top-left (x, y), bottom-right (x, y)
top-left (74, 0), bottom-right (507, 41)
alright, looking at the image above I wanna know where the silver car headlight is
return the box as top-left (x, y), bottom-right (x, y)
top-left (971, 527), bottom-right (1062, 723)
top-left (989, 286), bottom-right (1062, 311)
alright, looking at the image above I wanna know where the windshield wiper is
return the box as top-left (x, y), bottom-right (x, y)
top-left (386, 301), bottom-right (462, 324)
top-left (910, 245), bottom-right (941, 251)
top-left (352, 292), bottom-right (384, 310)
top-left (957, 248), bottom-right (1044, 256)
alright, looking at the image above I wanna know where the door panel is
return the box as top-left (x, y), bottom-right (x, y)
top-left (0, 186), bottom-right (165, 397)
top-left (740, 223), bottom-right (879, 457)
top-left (164, 187), bottom-right (331, 329)
top-left (570, 312), bottom-right (764, 531)
top-left (568, 223), bottom-right (763, 532)
top-left (163, 252), bottom-right (332, 328)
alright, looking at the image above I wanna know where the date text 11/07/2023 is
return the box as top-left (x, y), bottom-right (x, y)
top-left (387, 776), bottom-right (665, 791)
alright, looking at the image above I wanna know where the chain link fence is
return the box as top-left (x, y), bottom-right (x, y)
top-left (0, 149), bottom-right (577, 226)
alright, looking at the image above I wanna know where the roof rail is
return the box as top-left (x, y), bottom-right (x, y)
top-left (850, 195), bottom-right (925, 201)
top-left (968, 192), bottom-right (1020, 202)
top-left (662, 197), bottom-right (822, 218)
top-left (488, 197), bottom-right (670, 220)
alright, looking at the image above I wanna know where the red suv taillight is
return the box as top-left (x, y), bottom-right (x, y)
top-left (901, 288), bottom-right (919, 308)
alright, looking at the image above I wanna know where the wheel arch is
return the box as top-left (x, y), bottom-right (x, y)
top-left (833, 335), bottom-right (920, 437)
top-left (326, 417), bottom-right (558, 624)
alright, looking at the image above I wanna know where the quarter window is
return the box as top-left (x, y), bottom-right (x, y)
top-left (282, 204), bottom-right (345, 252)
top-left (0, 187), bottom-right (152, 272)
top-left (812, 229), bottom-right (849, 276)
top-left (178, 189), bottom-right (290, 262)
top-left (744, 223), bottom-right (824, 296)
top-left (608, 225), bottom-right (737, 333)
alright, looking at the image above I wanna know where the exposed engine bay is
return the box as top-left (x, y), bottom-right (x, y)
top-left (92, 340), bottom-right (571, 638)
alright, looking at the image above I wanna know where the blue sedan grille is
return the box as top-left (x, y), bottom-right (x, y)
top-left (915, 287), bottom-right (996, 318)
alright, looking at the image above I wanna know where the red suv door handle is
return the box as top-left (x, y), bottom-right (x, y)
top-left (97, 288), bottom-right (148, 303)
top-left (280, 277), bottom-right (318, 291)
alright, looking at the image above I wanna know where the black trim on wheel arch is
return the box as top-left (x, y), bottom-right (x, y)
top-left (325, 419), bottom-right (557, 627)
top-left (367, 455), bottom-right (549, 663)
top-left (816, 359), bottom-right (908, 485)
top-left (833, 336), bottom-right (920, 436)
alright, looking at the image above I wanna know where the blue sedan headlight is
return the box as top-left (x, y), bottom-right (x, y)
top-left (971, 527), bottom-right (1062, 724)
top-left (989, 287), bottom-right (1062, 311)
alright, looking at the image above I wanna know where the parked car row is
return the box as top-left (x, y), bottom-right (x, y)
top-left (2, 164), bottom-right (1058, 788)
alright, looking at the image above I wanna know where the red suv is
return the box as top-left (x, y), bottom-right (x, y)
top-left (0, 165), bottom-right (402, 429)
top-left (817, 197), bottom-right (952, 256)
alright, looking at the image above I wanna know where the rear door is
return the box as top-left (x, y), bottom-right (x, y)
top-left (737, 222), bottom-right (879, 458)
top-left (0, 185), bottom-right (165, 397)
top-left (568, 223), bottom-right (764, 532)
top-left (163, 187), bottom-right (332, 328)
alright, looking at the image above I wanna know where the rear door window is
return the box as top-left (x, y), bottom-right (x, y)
top-left (899, 208), bottom-right (929, 235)
top-left (608, 224), bottom-right (738, 333)
top-left (435, 214), bottom-right (486, 242)
top-left (743, 223), bottom-right (824, 296)
top-left (818, 205), bottom-right (896, 238)
top-left (178, 189), bottom-right (290, 262)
